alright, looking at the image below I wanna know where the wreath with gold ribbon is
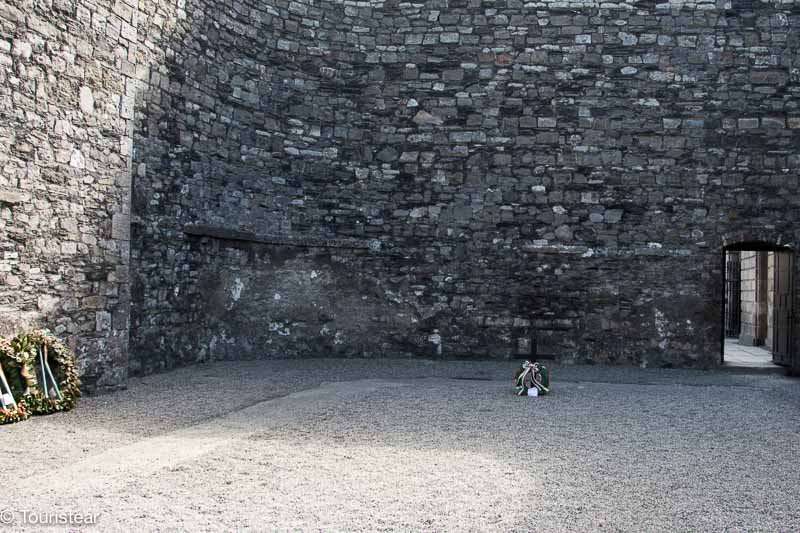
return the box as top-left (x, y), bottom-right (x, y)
top-left (7, 329), bottom-right (81, 415)
top-left (0, 337), bottom-right (30, 424)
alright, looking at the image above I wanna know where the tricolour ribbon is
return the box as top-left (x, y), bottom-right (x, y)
top-left (515, 360), bottom-right (550, 396)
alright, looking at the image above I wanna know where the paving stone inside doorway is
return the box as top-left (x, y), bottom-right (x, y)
top-left (723, 337), bottom-right (782, 371)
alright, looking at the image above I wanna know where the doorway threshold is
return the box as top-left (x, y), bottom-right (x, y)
top-left (722, 338), bottom-right (785, 374)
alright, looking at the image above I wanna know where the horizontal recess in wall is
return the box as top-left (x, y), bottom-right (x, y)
top-left (184, 225), bottom-right (382, 251)
top-left (522, 242), bottom-right (693, 257)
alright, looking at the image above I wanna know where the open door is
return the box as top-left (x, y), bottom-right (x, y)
top-left (772, 251), bottom-right (792, 366)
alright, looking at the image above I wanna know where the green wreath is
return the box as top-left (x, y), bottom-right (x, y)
top-left (0, 337), bottom-right (30, 424)
top-left (10, 329), bottom-right (81, 415)
top-left (514, 360), bottom-right (550, 396)
top-left (0, 400), bottom-right (29, 424)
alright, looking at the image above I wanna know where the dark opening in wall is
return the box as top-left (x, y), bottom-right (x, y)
top-left (722, 243), bottom-right (793, 370)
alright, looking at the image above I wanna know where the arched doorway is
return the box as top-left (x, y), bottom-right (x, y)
top-left (722, 241), bottom-right (794, 369)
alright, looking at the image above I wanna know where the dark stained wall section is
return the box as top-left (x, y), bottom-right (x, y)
top-left (127, 0), bottom-right (800, 373)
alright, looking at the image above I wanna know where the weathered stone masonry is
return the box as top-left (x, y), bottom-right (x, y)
top-left (3, 0), bottom-right (800, 390)
top-left (0, 0), bottom-right (135, 390)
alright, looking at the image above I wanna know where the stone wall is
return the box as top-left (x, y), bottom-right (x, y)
top-left (128, 0), bottom-right (800, 373)
top-left (0, 0), bottom-right (135, 390)
top-left (5, 0), bottom-right (800, 389)
top-left (739, 250), bottom-right (760, 345)
top-left (766, 250), bottom-right (774, 349)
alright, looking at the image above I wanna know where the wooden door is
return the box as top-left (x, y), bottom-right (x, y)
top-left (772, 251), bottom-right (792, 366)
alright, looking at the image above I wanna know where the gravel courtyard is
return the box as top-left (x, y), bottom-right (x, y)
top-left (2, 359), bottom-right (799, 532)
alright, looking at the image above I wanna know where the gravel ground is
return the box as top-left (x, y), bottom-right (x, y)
top-left (1, 359), bottom-right (799, 532)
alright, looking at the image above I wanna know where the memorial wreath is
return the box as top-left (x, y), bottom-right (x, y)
top-left (514, 360), bottom-right (550, 396)
top-left (0, 336), bottom-right (30, 424)
top-left (9, 329), bottom-right (81, 415)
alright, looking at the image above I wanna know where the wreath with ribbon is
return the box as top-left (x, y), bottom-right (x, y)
top-left (0, 399), bottom-right (29, 424)
top-left (514, 360), bottom-right (550, 396)
top-left (0, 337), bottom-right (30, 424)
top-left (8, 329), bottom-right (81, 415)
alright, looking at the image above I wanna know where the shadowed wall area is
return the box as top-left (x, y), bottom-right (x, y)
top-left (130, 0), bottom-right (800, 375)
top-left (3, 0), bottom-right (800, 390)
